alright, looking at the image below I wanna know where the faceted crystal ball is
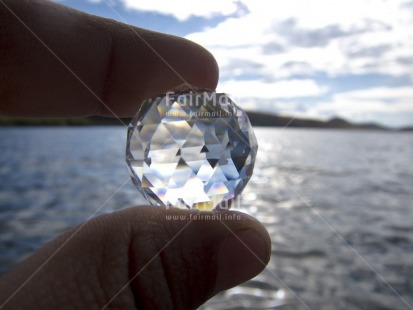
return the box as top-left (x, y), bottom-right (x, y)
top-left (125, 89), bottom-right (258, 211)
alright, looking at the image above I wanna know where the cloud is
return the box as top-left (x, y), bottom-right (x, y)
top-left (346, 44), bottom-right (393, 58)
top-left (397, 56), bottom-right (413, 65)
top-left (274, 18), bottom-right (390, 48)
top-left (182, 0), bottom-right (413, 126)
top-left (217, 79), bottom-right (327, 99)
top-left (401, 0), bottom-right (413, 10)
top-left (220, 58), bottom-right (264, 79)
top-left (117, 0), bottom-right (243, 21)
top-left (186, 0), bottom-right (413, 80)
top-left (278, 20), bottom-right (349, 48)
top-left (335, 87), bottom-right (413, 102)
top-left (79, 0), bottom-right (413, 126)
top-left (262, 42), bottom-right (285, 54)
top-left (227, 86), bottom-right (413, 127)
top-left (312, 87), bottom-right (413, 127)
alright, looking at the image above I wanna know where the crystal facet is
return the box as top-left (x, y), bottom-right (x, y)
top-left (125, 89), bottom-right (258, 211)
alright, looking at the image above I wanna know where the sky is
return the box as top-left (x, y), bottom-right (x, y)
top-left (57, 0), bottom-right (413, 128)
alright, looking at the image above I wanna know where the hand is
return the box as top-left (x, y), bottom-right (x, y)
top-left (0, 1), bottom-right (271, 309)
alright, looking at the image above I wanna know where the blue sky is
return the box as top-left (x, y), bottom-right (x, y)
top-left (57, 0), bottom-right (413, 128)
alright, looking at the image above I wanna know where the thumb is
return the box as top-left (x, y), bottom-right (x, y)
top-left (0, 206), bottom-right (271, 310)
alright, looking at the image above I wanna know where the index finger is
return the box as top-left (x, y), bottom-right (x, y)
top-left (0, 0), bottom-right (219, 118)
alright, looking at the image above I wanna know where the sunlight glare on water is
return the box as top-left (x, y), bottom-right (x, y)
top-left (0, 127), bottom-right (412, 309)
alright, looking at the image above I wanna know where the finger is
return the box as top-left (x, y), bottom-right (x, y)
top-left (0, 206), bottom-right (271, 310)
top-left (0, 0), bottom-right (219, 118)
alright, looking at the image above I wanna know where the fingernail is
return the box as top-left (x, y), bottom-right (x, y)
top-left (215, 229), bottom-right (271, 292)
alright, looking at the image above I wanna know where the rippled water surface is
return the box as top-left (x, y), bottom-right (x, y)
top-left (1, 127), bottom-right (412, 309)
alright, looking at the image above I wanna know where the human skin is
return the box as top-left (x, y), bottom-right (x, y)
top-left (0, 0), bottom-right (271, 309)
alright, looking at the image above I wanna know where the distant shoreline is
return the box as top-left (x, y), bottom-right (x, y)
top-left (0, 113), bottom-right (411, 131)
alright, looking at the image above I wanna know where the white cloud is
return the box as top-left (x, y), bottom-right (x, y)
top-left (235, 86), bottom-right (413, 127)
top-left (217, 79), bottom-right (327, 99)
top-left (185, 0), bottom-right (413, 80)
top-left (335, 87), bottom-right (413, 102)
top-left (183, 0), bottom-right (413, 126)
top-left (82, 0), bottom-right (413, 126)
top-left (312, 87), bottom-right (413, 127)
top-left (118, 0), bottom-right (241, 21)
top-left (92, 0), bottom-right (413, 82)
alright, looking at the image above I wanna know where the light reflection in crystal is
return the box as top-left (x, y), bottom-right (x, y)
top-left (126, 90), bottom-right (257, 210)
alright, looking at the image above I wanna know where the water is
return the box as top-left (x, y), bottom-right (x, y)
top-left (0, 127), bottom-right (412, 309)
